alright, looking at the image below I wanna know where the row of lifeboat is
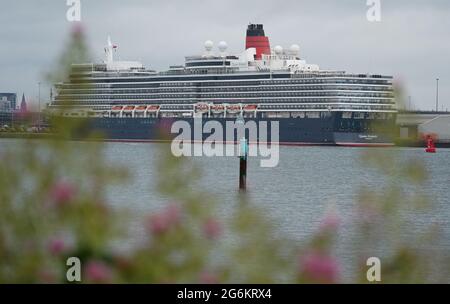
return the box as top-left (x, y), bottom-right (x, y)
top-left (111, 105), bottom-right (160, 112)
top-left (111, 104), bottom-right (258, 113)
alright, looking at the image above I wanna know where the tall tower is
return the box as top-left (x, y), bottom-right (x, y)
top-left (20, 93), bottom-right (27, 112)
top-left (245, 24), bottom-right (271, 60)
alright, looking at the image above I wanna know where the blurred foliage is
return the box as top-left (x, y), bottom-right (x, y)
top-left (0, 26), bottom-right (448, 284)
top-left (356, 148), bottom-right (449, 283)
top-left (46, 24), bottom-right (91, 85)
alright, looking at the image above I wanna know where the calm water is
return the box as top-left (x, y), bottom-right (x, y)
top-left (2, 139), bottom-right (449, 281)
top-left (103, 143), bottom-right (450, 231)
top-left (104, 142), bottom-right (450, 281)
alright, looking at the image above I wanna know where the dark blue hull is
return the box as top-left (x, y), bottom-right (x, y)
top-left (84, 112), bottom-right (395, 146)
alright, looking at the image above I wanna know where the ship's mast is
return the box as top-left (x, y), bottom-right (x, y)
top-left (105, 36), bottom-right (114, 63)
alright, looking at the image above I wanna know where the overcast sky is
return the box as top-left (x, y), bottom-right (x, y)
top-left (1, 0), bottom-right (449, 110)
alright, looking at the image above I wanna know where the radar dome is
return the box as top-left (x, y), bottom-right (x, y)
top-left (204, 40), bottom-right (214, 51)
top-left (218, 41), bottom-right (228, 52)
top-left (274, 45), bottom-right (283, 55)
top-left (290, 44), bottom-right (300, 54)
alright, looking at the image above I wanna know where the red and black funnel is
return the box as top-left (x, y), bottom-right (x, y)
top-left (245, 24), bottom-right (271, 60)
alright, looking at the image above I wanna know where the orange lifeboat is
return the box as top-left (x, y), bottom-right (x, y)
top-left (195, 103), bottom-right (209, 113)
top-left (227, 104), bottom-right (241, 114)
top-left (123, 106), bottom-right (135, 112)
top-left (147, 105), bottom-right (160, 112)
top-left (135, 106), bottom-right (147, 112)
top-left (111, 106), bottom-right (123, 111)
top-left (211, 104), bottom-right (225, 113)
top-left (243, 104), bottom-right (258, 112)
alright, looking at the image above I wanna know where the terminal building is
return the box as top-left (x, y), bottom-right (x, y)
top-left (0, 94), bottom-right (40, 129)
top-left (0, 93), bottom-right (17, 111)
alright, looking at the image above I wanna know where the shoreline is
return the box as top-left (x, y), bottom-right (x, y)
top-left (2, 132), bottom-right (449, 148)
top-left (0, 132), bottom-right (56, 140)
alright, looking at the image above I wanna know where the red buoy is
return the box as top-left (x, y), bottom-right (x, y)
top-left (425, 136), bottom-right (436, 153)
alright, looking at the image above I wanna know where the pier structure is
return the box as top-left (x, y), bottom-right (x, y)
top-left (396, 111), bottom-right (450, 147)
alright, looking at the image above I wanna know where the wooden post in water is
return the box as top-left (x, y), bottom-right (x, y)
top-left (239, 137), bottom-right (248, 191)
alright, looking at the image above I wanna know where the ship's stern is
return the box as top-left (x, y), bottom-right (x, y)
top-left (333, 111), bottom-right (396, 147)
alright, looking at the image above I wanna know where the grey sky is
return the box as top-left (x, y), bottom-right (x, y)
top-left (1, 0), bottom-right (449, 110)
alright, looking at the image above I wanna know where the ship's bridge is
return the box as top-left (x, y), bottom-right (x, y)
top-left (184, 40), bottom-right (320, 74)
top-left (185, 56), bottom-right (239, 69)
top-left (184, 40), bottom-right (255, 72)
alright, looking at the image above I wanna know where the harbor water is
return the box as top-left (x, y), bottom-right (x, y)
top-left (1, 139), bottom-right (449, 281)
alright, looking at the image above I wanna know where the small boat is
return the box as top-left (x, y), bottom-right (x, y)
top-left (195, 103), bottom-right (209, 113)
top-left (227, 104), bottom-right (241, 114)
top-left (211, 104), bottom-right (225, 113)
top-left (147, 105), bottom-right (160, 112)
top-left (135, 106), bottom-right (147, 112)
top-left (243, 104), bottom-right (258, 112)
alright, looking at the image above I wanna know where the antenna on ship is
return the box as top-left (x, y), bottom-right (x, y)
top-left (105, 35), bottom-right (118, 63)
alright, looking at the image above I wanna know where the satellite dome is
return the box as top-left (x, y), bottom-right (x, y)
top-left (218, 41), bottom-right (228, 52)
top-left (274, 45), bottom-right (283, 55)
top-left (290, 44), bottom-right (300, 54)
top-left (204, 40), bottom-right (214, 51)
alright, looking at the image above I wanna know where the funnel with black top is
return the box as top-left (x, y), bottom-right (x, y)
top-left (245, 24), bottom-right (271, 60)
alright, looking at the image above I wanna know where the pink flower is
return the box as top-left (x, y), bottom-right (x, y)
top-left (199, 271), bottom-right (219, 284)
top-left (203, 218), bottom-right (222, 240)
top-left (165, 204), bottom-right (181, 224)
top-left (49, 181), bottom-right (76, 206)
top-left (48, 238), bottom-right (66, 256)
top-left (148, 213), bottom-right (169, 235)
top-left (84, 260), bottom-right (113, 283)
top-left (147, 204), bottom-right (181, 235)
top-left (319, 211), bottom-right (341, 232)
top-left (300, 252), bottom-right (340, 284)
top-left (71, 23), bottom-right (84, 36)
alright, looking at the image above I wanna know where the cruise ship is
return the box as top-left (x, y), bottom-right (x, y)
top-left (49, 24), bottom-right (397, 146)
